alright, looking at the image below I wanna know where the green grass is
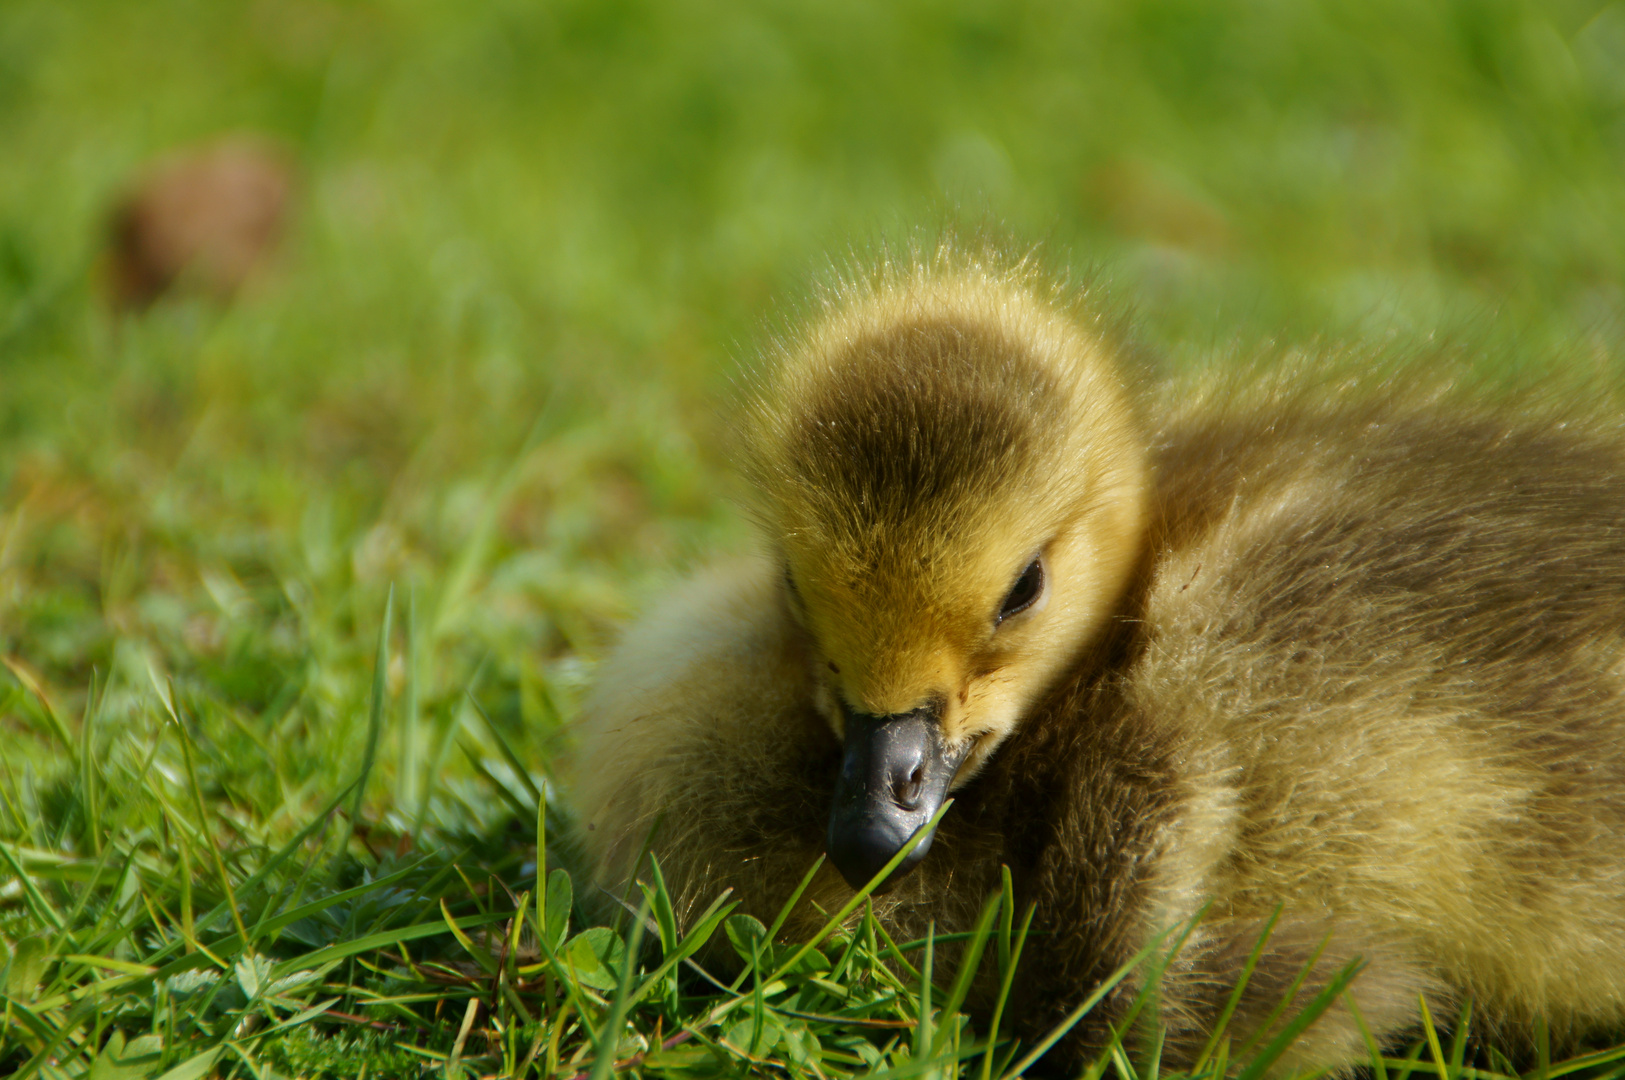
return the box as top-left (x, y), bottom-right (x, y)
top-left (6, 0), bottom-right (1625, 1075)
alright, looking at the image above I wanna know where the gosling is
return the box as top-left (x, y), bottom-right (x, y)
top-left (571, 252), bottom-right (1625, 1074)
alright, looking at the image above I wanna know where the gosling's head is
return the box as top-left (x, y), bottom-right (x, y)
top-left (746, 258), bottom-right (1148, 890)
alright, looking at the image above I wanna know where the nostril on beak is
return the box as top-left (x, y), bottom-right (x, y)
top-left (895, 766), bottom-right (925, 810)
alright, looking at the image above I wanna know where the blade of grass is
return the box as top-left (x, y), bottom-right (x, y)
top-left (609, 812), bottom-right (667, 937)
top-left (0, 995), bottom-right (57, 1056)
top-left (1420, 995), bottom-right (1451, 1080)
top-left (828, 899), bottom-right (869, 984)
top-left (536, 797), bottom-right (548, 955)
top-left (916, 922), bottom-right (935, 1061)
top-left (1450, 1000), bottom-right (1473, 1078)
top-left (1191, 906), bottom-right (1282, 1074)
top-left (587, 895), bottom-right (649, 1080)
top-left (933, 889), bottom-right (1001, 1059)
top-left (766, 855), bottom-right (826, 947)
top-left (44, 843), bottom-right (125, 963)
top-left (1231, 928), bottom-right (1333, 1063)
top-left (446, 996), bottom-right (480, 1079)
top-left (980, 898), bottom-right (1035, 1080)
top-left (266, 911), bottom-right (509, 981)
top-left (161, 684), bottom-right (251, 947)
top-left (0, 841), bottom-right (65, 931)
top-left (414, 697), bottom-right (464, 837)
top-left (1110, 1040), bottom-right (1135, 1080)
top-left (643, 854), bottom-right (679, 955)
top-left (7, 997), bottom-right (97, 1080)
top-left (352, 587), bottom-right (393, 830)
top-left (460, 740), bottom-right (533, 820)
top-left (1391, 1035), bottom-right (1427, 1080)
top-left (508, 889), bottom-right (530, 977)
top-left (78, 673), bottom-right (103, 856)
top-left (401, 584), bottom-right (423, 813)
top-left (1210, 1036), bottom-right (1230, 1080)
top-left (749, 932), bottom-right (767, 1056)
top-left (1233, 957), bottom-right (1366, 1080)
top-left (1548, 1042), bottom-right (1625, 1079)
top-left (627, 890), bottom-right (737, 1007)
top-left (1093, 905), bottom-right (1208, 1078)
top-left (441, 897), bottom-right (499, 976)
top-left (466, 692), bottom-right (543, 807)
top-left (2, 656), bottom-right (74, 749)
top-left (996, 864), bottom-right (1015, 977)
top-left (872, 908), bottom-right (925, 984)
top-left (1343, 989), bottom-right (1388, 1080)
top-left (999, 933), bottom-right (1163, 1079)
top-left (152, 1046), bottom-right (225, 1080)
top-left (1145, 1022), bottom-right (1166, 1080)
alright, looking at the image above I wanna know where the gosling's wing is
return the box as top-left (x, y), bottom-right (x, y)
top-left (1141, 404), bottom-right (1625, 1026)
top-left (569, 557), bottom-right (838, 925)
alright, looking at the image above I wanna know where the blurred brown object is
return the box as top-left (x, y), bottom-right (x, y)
top-left (1084, 157), bottom-right (1231, 256)
top-left (105, 136), bottom-right (295, 311)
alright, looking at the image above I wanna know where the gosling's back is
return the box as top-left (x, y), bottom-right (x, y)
top-left (1135, 389), bottom-right (1625, 1034)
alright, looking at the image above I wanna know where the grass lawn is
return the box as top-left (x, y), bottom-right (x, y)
top-left (4, 0), bottom-right (1625, 1076)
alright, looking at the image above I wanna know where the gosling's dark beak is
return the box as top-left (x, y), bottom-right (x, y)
top-left (827, 704), bottom-right (968, 892)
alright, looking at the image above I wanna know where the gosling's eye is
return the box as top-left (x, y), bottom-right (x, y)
top-left (997, 557), bottom-right (1045, 624)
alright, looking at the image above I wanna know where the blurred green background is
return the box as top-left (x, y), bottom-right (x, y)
top-left (3, 0), bottom-right (1625, 827)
